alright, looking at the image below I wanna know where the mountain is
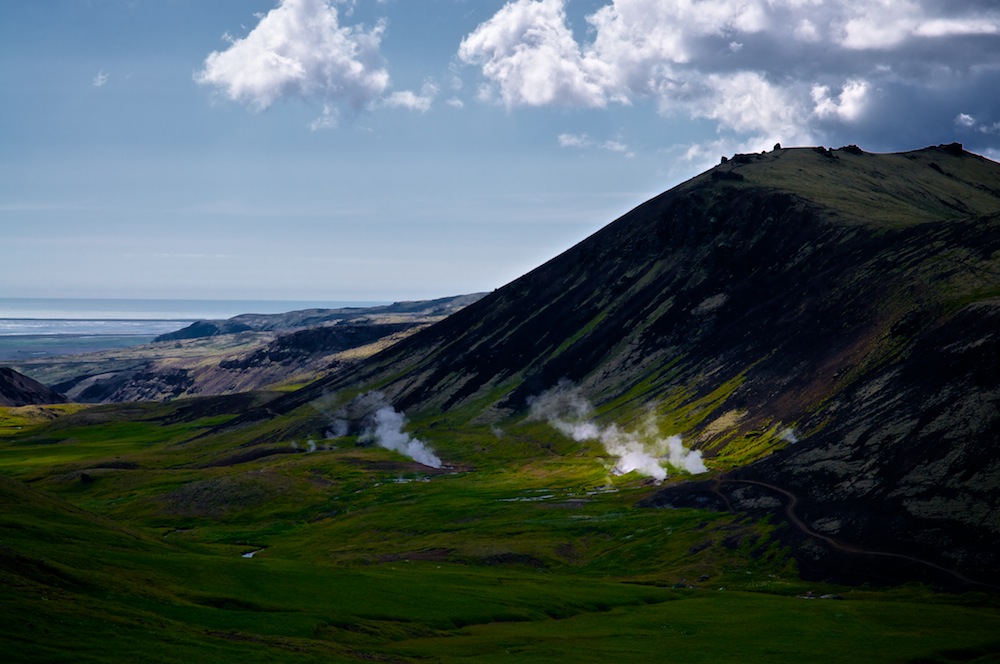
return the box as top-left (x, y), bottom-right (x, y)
top-left (0, 367), bottom-right (67, 407)
top-left (260, 143), bottom-right (1000, 587)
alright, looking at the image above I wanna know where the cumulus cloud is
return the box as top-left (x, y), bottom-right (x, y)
top-left (93, 70), bottom-right (109, 87)
top-left (812, 79), bottom-right (869, 122)
top-left (459, 0), bottom-right (1000, 159)
top-left (697, 71), bottom-right (810, 143)
top-left (196, 0), bottom-right (390, 111)
top-left (457, 0), bottom-right (612, 107)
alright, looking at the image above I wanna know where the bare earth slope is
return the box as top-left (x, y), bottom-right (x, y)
top-left (263, 143), bottom-right (1000, 587)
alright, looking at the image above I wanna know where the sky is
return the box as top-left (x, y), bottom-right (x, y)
top-left (2, 0), bottom-right (999, 302)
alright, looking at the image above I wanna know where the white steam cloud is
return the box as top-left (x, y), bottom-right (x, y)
top-left (360, 392), bottom-right (442, 469)
top-left (528, 380), bottom-right (706, 481)
top-left (779, 427), bottom-right (799, 444)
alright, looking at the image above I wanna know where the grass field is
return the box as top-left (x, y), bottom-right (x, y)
top-left (2, 398), bottom-right (999, 662)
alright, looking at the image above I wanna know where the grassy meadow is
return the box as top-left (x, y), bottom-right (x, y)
top-left (2, 397), bottom-right (999, 662)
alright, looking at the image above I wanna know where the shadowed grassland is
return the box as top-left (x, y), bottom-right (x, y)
top-left (2, 401), bottom-right (1000, 661)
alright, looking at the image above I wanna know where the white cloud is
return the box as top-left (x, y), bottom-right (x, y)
top-left (383, 90), bottom-right (430, 111)
top-left (837, 2), bottom-right (1000, 49)
top-left (955, 113), bottom-right (1000, 136)
top-left (837, 5), bottom-right (918, 50)
top-left (457, 0), bottom-right (611, 108)
top-left (793, 18), bottom-right (820, 42)
top-left (956, 113), bottom-right (976, 128)
top-left (460, 0), bottom-right (1000, 158)
top-left (382, 82), bottom-right (439, 112)
top-left (914, 18), bottom-right (1000, 38)
top-left (196, 0), bottom-right (390, 111)
top-left (589, 0), bottom-right (768, 64)
top-left (812, 79), bottom-right (869, 122)
top-left (558, 132), bottom-right (633, 156)
top-left (309, 104), bottom-right (339, 131)
top-left (93, 70), bottom-right (109, 87)
top-left (697, 71), bottom-right (813, 146)
top-left (558, 132), bottom-right (592, 148)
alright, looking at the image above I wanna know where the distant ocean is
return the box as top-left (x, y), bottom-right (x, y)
top-left (0, 298), bottom-right (386, 361)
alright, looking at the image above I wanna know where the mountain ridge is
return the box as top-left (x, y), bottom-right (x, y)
top-left (154, 293), bottom-right (486, 342)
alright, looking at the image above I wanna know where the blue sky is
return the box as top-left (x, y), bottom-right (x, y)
top-left (2, 0), bottom-right (999, 302)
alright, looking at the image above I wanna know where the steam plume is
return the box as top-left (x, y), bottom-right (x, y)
top-left (780, 427), bottom-right (799, 444)
top-left (361, 392), bottom-right (442, 469)
top-left (528, 380), bottom-right (706, 480)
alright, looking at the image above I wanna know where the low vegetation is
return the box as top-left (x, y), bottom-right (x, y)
top-left (2, 397), bottom-right (999, 662)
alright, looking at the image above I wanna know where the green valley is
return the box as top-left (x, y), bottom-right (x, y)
top-left (2, 396), bottom-right (999, 662)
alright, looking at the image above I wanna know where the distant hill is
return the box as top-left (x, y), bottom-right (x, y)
top-left (154, 294), bottom-right (485, 341)
top-left (261, 143), bottom-right (1000, 586)
top-left (11, 294), bottom-right (486, 403)
top-left (0, 367), bottom-right (67, 407)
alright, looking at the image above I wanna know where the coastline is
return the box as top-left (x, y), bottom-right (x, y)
top-left (0, 297), bottom-right (390, 362)
top-left (0, 333), bottom-right (162, 361)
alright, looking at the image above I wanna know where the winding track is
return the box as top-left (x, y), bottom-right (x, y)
top-left (711, 476), bottom-right (998, 590)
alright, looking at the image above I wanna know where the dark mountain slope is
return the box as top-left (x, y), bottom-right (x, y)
top-left (0, 367), bottom-right (67, 407)
top-left (281, 144), bottom-right (1000, 424)
top-left (252, 143), bottom-right (1000, 587)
